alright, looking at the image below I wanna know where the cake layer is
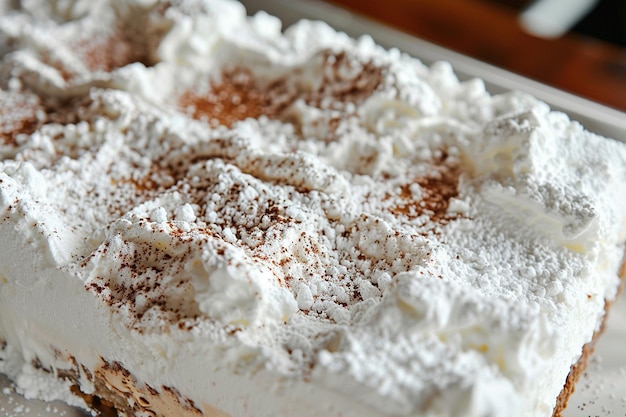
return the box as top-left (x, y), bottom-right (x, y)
top-left (1, 1), bottom-right (626, 417)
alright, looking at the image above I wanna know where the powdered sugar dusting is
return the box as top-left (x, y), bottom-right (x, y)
top-left (1, 1), bottom-right (626, 417)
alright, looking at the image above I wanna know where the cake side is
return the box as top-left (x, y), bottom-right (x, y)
top-left (552, 256), bottom-right (626, 417)
top-left (1, 1), bottom-right (626, 417)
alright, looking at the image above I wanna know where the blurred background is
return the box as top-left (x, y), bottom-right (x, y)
top-left (326, 0), bottom-right (626, 111)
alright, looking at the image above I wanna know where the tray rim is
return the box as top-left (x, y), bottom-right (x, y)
top-left (240, 0), bottom-right (626, 142)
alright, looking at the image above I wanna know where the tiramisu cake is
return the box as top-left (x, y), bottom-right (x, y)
top-left (1, 1), bottom-right (625, 417)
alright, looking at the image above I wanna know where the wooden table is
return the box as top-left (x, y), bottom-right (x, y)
top-left (327, 0), bottom-right (626, 112)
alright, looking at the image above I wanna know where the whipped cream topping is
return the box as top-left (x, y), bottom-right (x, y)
top-left (1, 1), bottom-right (626, 417)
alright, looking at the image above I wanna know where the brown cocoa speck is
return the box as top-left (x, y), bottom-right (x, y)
top-left (304, 51), bottom-right (384, 108)
top-left (386, 158), bottom-right (461, 226)
top-left (0, 93), bottom-right (44, 146)
top-left (178, 68), bottom-right (293, 128)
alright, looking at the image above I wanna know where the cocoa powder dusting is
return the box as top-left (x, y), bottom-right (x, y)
top-left (179, 53), bottom-right (384, 130)
top-left (304, 51), bottom-right (384, 108)
top-left (71, 10), bottom-right (168, 75)
top-left (74, 28), bottom-right (145, 73)
top-left (119, 164), bottom-right (176, 196)
top-left (178, 69), bottom-right (293, 128)
top-left (0, 93), bottom-right (44, 146)
top-left (387, 164), bottom-right (461, 223)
